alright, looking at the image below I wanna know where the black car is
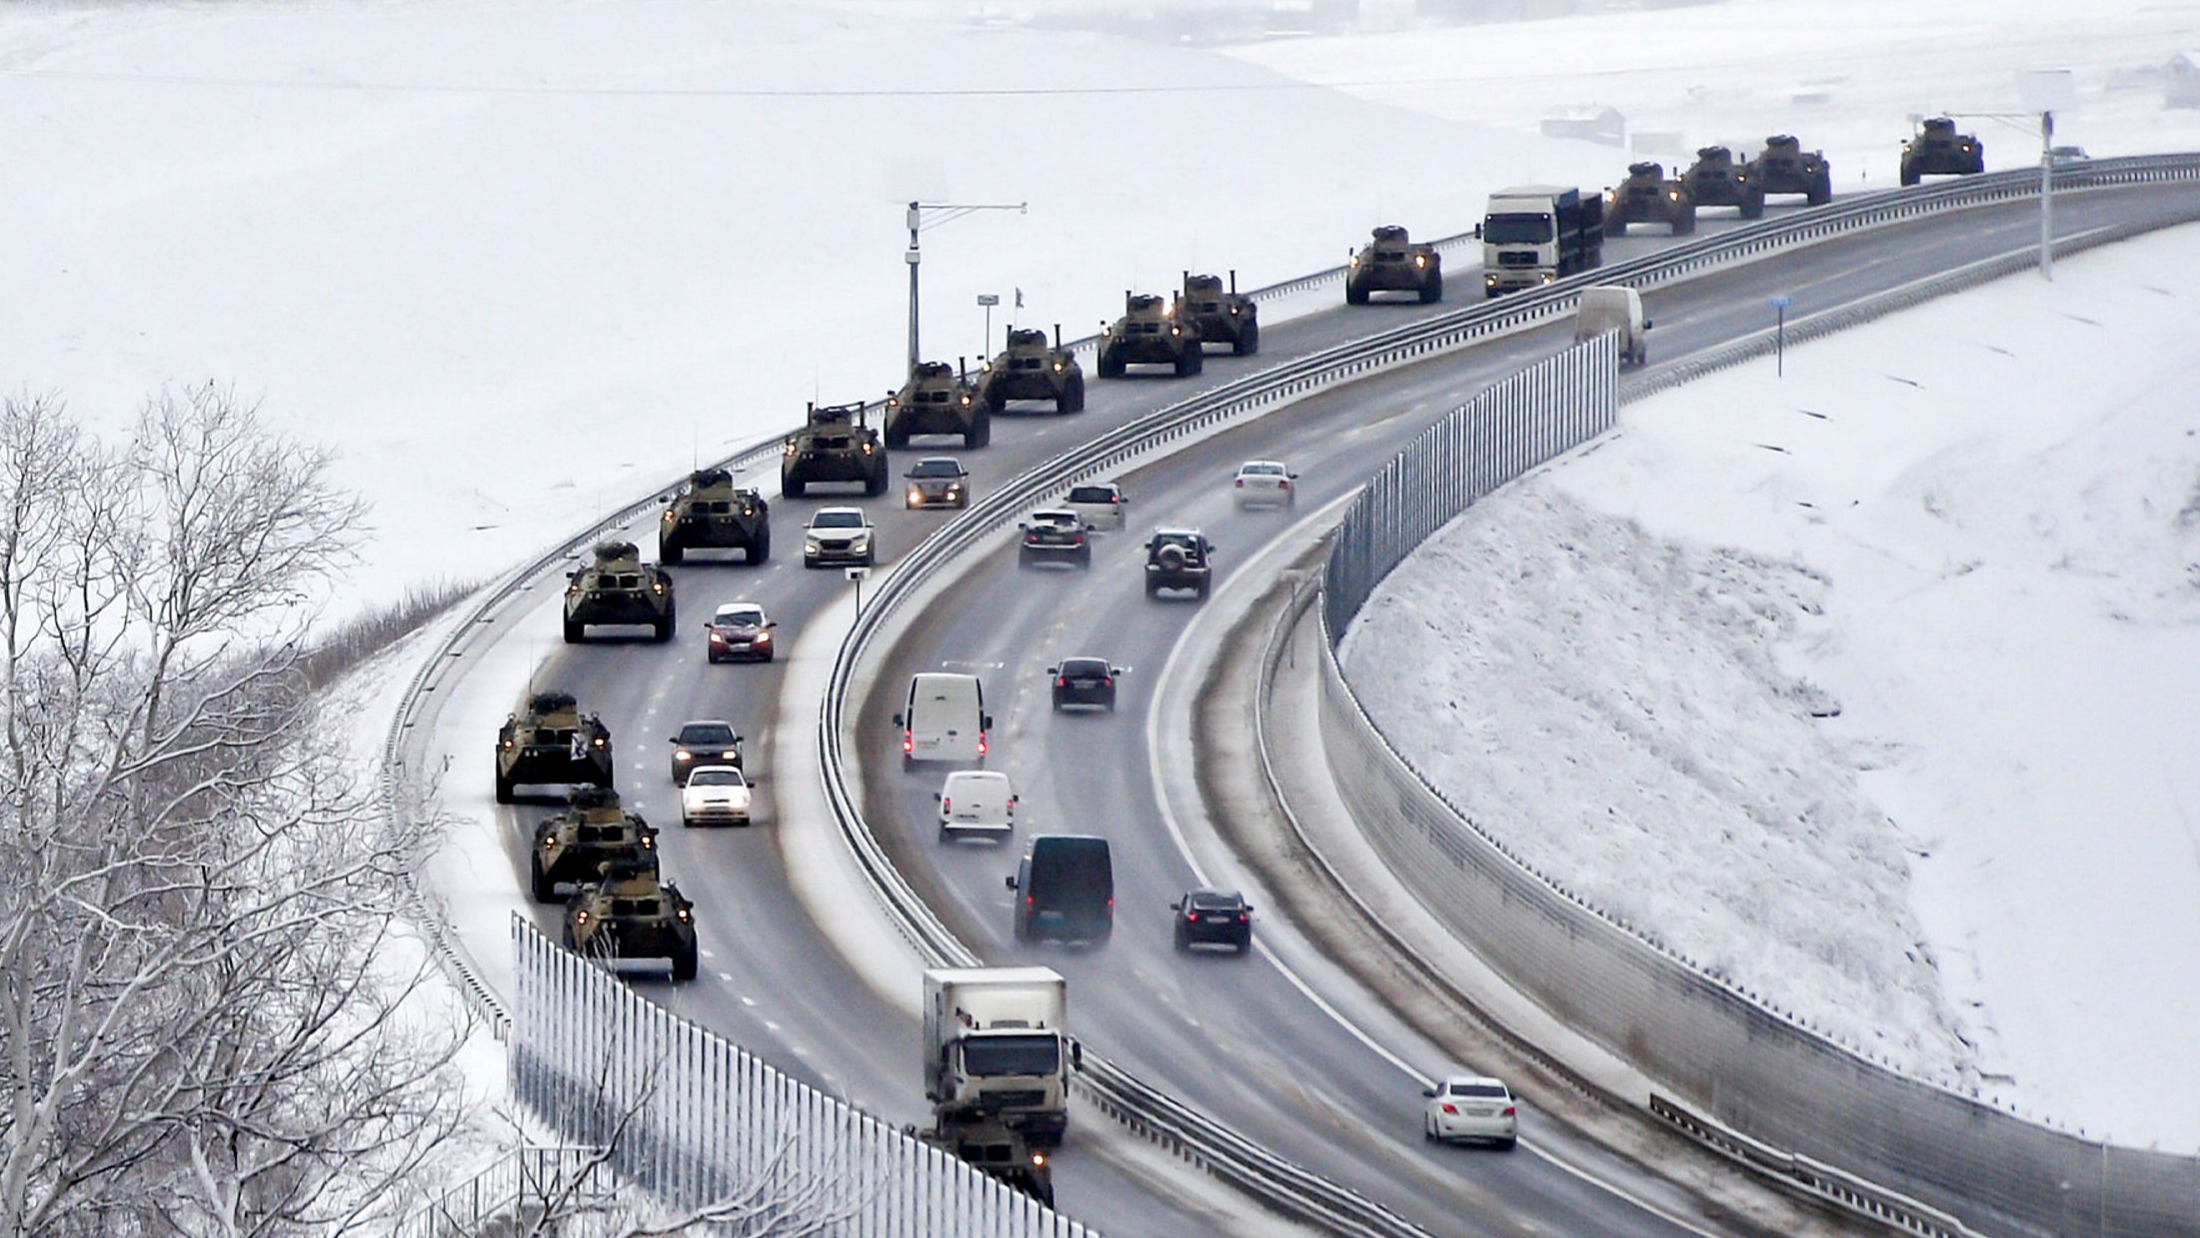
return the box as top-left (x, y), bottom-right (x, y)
top-left (1048, 657), bottom-right (1121, 711)
top-left (668, 719), bottom-right (743, 784)
top-left (1172, 888), bottom-right (1253, 953)
top-left (1017, 509), bottom-right (1093, 568)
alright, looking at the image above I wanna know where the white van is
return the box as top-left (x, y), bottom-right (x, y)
top-left (1575, 285), bottom-right (1650, 367)
top-left (894, 672), bottom-right (991, 767)
top-left (934, 770), bottom-right (1017, 843)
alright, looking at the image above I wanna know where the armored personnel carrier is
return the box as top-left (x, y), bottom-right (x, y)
top-left (1143, 527), bottom-right (1214, 600)
top-left (1900, 117), bottom-right (1985, 185)
top-left (1346, 225), bottom-right (1443, 304)
top-left (915, 1114), bottom-right (1054, 1208)
top-left (1096, 292), bottom-right (1201, 379)
top-left (562, 855), bottom-right (699, 981)
top-left (976, 326), bottom-right (1084, 415)
top-left (494, 690), bottom-right (614, 804)
top-left (1604, 161), bottom-right (1696, 236)
top-left (1179, 271), bottom-right (1259, 356)
top-left (562, 541), bottom-right (675, 644)
top-left (657, 468), bottom-right (769, 565)
top-left (1747, 135), bottom-right (1832, 206)
top-left (1681, 146), bottom-right (1763, 219)
top-left (886, 361), bottom-right (989, 449)
top-left (782, 401), bottom-right (889, 498)
top-left (529, 786), bottom-right (658, 903)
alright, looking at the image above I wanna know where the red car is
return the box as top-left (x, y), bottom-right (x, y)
top-left (706, 602), bottom-right (777, 663)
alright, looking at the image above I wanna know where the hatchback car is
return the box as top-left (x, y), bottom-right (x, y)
top-left (1063, 481), bottom-right (1128, 531)
top-left (705, 602), bottom-right (776, 663)
top-left (1048, 657), bottom-right (1121, 711)
top-left (679, 765), bottom-right (752, 827)
top-left (1422, 1075), bottom-right (1518, 1150)
top-left (1232, 460), bottom-right (1298, 510)
top-left (1018, 509), bottom-right (1093, 568)
top-left (1171, 888), bottom-right (1252, 953)
top-left (668, 719), bottom-right (743, 784)
top-left (802, 507), bottom-right (875, 568)
top-left (904, 456), bottom-right (972, 510)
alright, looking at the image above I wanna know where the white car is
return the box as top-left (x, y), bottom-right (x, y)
top-left (1063, 481), bottom-right (1128, 531)
top-left (680, 765), bottom-right (752, 827)
top-left (1232, 460), bottom-right (1297, 510)
top-left (934, 769), bottom-right (1016, 844)
top-left (1422, 1075), bottom-right (1517, 1150)
top-left (803, 506), bottom-right (874, 568)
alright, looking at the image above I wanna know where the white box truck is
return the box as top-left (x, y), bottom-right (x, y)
top-left (1482, 184), bottom-right (1604, 296)
top-left (923, 967), bottom-right (1076, 1145)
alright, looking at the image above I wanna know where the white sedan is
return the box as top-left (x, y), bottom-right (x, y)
top-left (1232, 460), bottom-right (1297, 510)
top-left (680, 765), bottom-right (752, 827)
top-left (1422, 1075), bottom-right (1517, 1150)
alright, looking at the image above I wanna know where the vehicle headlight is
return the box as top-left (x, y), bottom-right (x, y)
top-left (675, 748), bottom-right (693, 761)
top-left (804, 536), bottom-right (823, 551)
top-left (908, 487), bottom-right (924, 505)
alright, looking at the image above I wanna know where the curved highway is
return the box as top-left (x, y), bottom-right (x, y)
top-left (488, 181), bottom-right (2200, 1236)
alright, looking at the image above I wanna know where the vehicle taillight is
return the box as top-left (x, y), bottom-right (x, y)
top-left (1237, 912), bottom-right (1248, 923)
top-left (1100, 677), bottom-right (1113, 687)
top-left (1503, 1105), bottom-right (1517, 1117)
top-left (1056, 677), bottom-right (1069, 688)
top-left (902, 731), bottom-right (913, 754)
top-left (976, 733), bottom-right (988, 756)
top-left (1278, 478), bottom-right (1290, 489)
top-left (1441, 1102), bottom-right (1458, 1115)
top-left (1234, 479), bottom-right (1244, 488)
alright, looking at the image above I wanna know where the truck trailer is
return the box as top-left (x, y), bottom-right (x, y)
top-left (1483, 185), bottom-right (1604, 296)
top-left (923, 967), bottom-right (1078, 1146)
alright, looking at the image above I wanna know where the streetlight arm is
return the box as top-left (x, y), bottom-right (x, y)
top-left (904, 201), bottom-right (1026, 371)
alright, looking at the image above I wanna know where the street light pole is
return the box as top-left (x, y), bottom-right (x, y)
top-left (904, 200), bottom-right (1026, 374)
top-left (2039, 109), bottom-right (2055, 280)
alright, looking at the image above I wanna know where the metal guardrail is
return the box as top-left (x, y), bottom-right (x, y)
top-left (385, 154), bottom-right (2200, 1228)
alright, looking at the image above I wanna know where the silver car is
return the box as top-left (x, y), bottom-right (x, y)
top-left (680, 765), bottom-right (752, 827)
top-left (1231, 460), bottom-right (1297, 510)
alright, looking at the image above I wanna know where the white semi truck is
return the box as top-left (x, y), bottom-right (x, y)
top-left (923, 967), bottom-right (1078, 1145)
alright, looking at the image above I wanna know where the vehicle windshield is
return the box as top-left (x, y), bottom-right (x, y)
top-left (910, 459), bottom-right (963, 478)
top-left (678, 723), bottom-right (737, 746)
top-left (713, 607), bottom-right (764, 627)
top-left (812, 510), bottom-right (865, 529)
top-left (1484, 213), bottom-right (1554, 245)
top-left (961, 1033), bottom-right (1061, 1077)
top-left (687, 767), bottom-right (746, 788)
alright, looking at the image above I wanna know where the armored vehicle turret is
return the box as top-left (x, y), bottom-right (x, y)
top-left (562, 541), bottom-right (675, 644)
top-left (1681, 146), bottom-right (1763, 219)
top-left (657, 467), bottom-right (769, 565)
top-left (494, 690), bottom-right (615, 804)
top-left (562, 856), bottom-right (699, 981)
top-left (1900, 117), bottom-right (1985, 185)
top-left (1347, 225), bottom-right (1443, 304)
top-left (1179, 271), bottom-right (1259, 356)
top-left (976, 326), bottom-right (1084, 416)
top-left (1747, 135), bottom-right (1832, 206)
top-left (1604, 161), bottom-right (1696, 236)
top-left (1096, 292), bottom-right (1201, 379)
top-left (782, 401), bottom-right (889, 498)
top-left (529, 786), bottom-right (658, 903)
top-left (886, 361), bottom-right (988, 449)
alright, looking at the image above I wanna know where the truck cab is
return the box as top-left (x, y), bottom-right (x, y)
top-left (1482, 185), bottom-right (1605, 296)
top-left (923, 966), bottom-right (1078, 1146)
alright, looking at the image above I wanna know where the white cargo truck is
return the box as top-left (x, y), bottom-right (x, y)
top-left (923, 967), bottom-right (1077, 1145)
top-left (1482, 184), bottom-right (1605, 296)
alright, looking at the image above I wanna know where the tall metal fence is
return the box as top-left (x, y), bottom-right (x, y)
top-left (507, 917), bottom-right (1095, 1238)
top-left (1315, 268), bottom-right (2200, 1236)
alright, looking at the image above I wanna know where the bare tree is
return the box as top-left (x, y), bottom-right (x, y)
top-left (0, 390), bottom-right (471, 1237)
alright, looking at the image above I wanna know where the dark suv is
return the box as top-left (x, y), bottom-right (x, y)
top-left (1048, 657), bottom-right (1120, 712)
top-left (1172, 888), bottom-right (1253, 953)
top-left (1007, 834), bottom-right (1114, 945)
top-left (1017, 509), bottom-right (1092, 568)
top-left (668, 719), bottom-right (743, 784)
top-left (1143, 528), bottom-right (1214, 599)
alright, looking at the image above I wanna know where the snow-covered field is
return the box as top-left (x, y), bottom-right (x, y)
top-left (5, 0), bottom-right (2197, 1167)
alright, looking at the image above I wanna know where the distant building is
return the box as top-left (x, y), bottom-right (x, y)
top-left (2169, 52), bottom-right (2200, 108)
top-left (1540, 105), bottom-right (1626, 147)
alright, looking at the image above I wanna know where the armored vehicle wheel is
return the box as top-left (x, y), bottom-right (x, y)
top-left (1421, 273), bottom-right (1443, 304)
top-left (1673, 209), bottom-right (1696, 236)
top-left (1901, 161), bottom-right (1920, 187)
top-left (495, 770), bottom-right (515, 804)
top-left (1345, 279), bottom-right (1369, 306)
top-left (1097, 348), bottom-right (1125, 379)
top-left (659, 536), bottom-right (684, 565)
top-left (985, 384), bottom-right (1008, 414)
top-left (864, 467), bottom-right (888, 498)
top-left (655, 614), bottom-right (674, 642)
top-left (1807, 175), bottom-right (1832, 206)
top-left (671, 940), bottom-right (698, 981)
top-left (748, 528), bottom-right (770, 564)
top-left (1057, 375), bottom-right (1085, 414)
top-left (966, 411), bottom-right (991, 449)
top-left (1608, 219), bottom-right (1629, 237)
top-left (884, 426), bottom-right (910, 450)
top-left (1742, 190), bottom-right (1765, 220)
top-left (1234, 321), bottom-right (1259, 356)
top-left (782, 472), bottom-right (807, 498)
top-left (562, 617), bottom-right (584, 644)
top-left (529, 852), bottom-right (555, 903)
top-left (1175, 349), bottom-right (1200, 378)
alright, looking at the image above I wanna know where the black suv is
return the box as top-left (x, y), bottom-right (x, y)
top-left (1048, 657), bottom-right (1121, 711)
top-left (1018, 509), bottom-right (1092, 568)
top-left (668, 719), bottom-right (743, 784)
top-left (1172, 888), bottom-right (1253, 953)
top-left (1143, 528), bottom-right (1214, 599)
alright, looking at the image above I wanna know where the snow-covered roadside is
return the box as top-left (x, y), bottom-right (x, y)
top-left (1343, 224), bottom-right (2200, 1147)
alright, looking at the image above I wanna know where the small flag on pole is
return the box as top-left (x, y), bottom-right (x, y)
top-left (1014, 287), bottom-right (1024, 309)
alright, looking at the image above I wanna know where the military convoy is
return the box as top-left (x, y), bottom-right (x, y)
top-left (1605, 161), bottom-right (1696, 236)
top-left (1097, 292), bottom-right (1202, 378)
top-left (563, 541), bottom-right (676, 643)
top-left (657, 468), bottom-right (769, 565)
top-left (1178, 271), bottom-right (1259, 355)
top-left (530, 786), bottom-right (658, 903)
top-left (886, 361), bottom-right (989, 449)
top-left (562, 854), bottom-right (699, 981)
top-left (1748, 135), bottom-right (1833, 206)
top-left (976, 327), bottom-right (1085, 415)
top-left (1901, 117), bottom-right (1985, 185)
top-left (1681, 145), bottom-right (1764, 219)
top-left (1346, 225), bottom-right (1443, 304)
top-left (494, 691), bottom-right (615, 804)
top-left (782, 402), bottom-right (889, 498)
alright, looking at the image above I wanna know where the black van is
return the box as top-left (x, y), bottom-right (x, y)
top-left (1006, 835), bottom-right (1113, 945)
